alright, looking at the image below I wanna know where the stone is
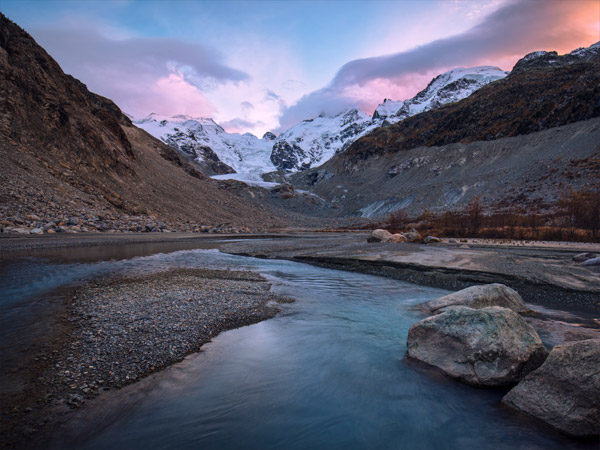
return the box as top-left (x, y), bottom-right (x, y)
top-left (406, 306), bottom-right (548, 386)
top-left (367, 229), bottom-right (392, 243)
top-left (421, 283), bottom-right (530, 314)
top-left (572, 252), bottom-right (596, 262)
top-left (389, 233), bottom-right (408, 243)
top-left (404, 228), bottom-right (423, 243)
top-left (30, 227), bottom-right (43, 234)
top-left (424, 235), bottom-right (442, 244)
top-left (502, 339), bottom-right (600, 438)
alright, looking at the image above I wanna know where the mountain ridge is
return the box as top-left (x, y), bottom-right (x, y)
top-left (134, 65), bottom-right (509, 178)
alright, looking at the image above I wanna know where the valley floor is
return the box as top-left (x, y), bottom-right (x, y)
top-left (1, 233), bottom-right (599, 448)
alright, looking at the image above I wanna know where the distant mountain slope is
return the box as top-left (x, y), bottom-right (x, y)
top-left (291, 118), bottom-right (600, 218)
top-left (342, 42), bottom-right (600, 165)
top-left (270, 66), bottom-right (507, 172)
top-left (289, 42), bottom-right (600, 218)
top-left (0, 13), bottom-right (288, 231)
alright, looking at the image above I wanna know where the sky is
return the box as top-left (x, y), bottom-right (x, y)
top-left (2, 0), bottom-right (599, 136)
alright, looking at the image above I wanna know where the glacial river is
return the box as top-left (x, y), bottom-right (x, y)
top-left (0, 243), bottom-right (593, 449)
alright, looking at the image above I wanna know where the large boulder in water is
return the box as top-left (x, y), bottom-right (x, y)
top-left (367, 229), bottom-right (392, 242)
top-left (421, 283), bottom-right (530, 315)
top-left (406, 306), bottom-right (548, 386)
top-left (502, 338), bottom-right (600, 438)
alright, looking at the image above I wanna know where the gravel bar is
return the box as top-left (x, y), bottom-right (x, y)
top-left (2, 267), bottom-right (293, 448)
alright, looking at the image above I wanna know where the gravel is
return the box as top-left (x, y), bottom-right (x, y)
top-left (2, 267), bottom-right (293, 447)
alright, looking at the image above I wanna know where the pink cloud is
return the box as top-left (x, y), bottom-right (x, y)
top-left (280, 0), bottom-right (600, 128)
top-left (145, 73), bottom-right (216, 117)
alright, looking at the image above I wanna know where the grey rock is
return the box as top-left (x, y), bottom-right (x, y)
top-left (407, 306), bottom-right (548, 386)
top-left (367, 229), bottom-right (392, 243)
top-left (502, 338), bottom-right (600, 438)
top-left (424, 235), bottom-right (441, 244)
top-left (30, 227), bottom-right (43, 234)
top-left (404, 229), bottom-right (423, 243)
top-left (421, 283), bottom-right (530, 314)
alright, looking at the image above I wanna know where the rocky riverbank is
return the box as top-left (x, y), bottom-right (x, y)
top-left (1, 267), bottom-right (293, 449)
top-left (219, 234), bottom-right (600, 312)
top-left (406, 283), bottom-right (600, 438)
top-left (0, 211), bottom-right (252, 235)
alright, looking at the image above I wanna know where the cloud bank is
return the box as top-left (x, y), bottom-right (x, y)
top-left (32, 26), bottom-right (249, 118)
top-left (278, 0), bottom-right (600, 130)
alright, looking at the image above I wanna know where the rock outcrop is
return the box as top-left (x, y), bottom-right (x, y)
top-left (406, 306), bottom-right (548, 386)
top-left (421, 284), bottom-right (530, 314)
top-left (502, 338), bottom-right (600, 438)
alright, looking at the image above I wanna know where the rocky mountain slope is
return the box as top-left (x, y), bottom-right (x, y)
top-left (0, 14), bottom-right (303, 233)
top-left (342, 42), bottom-right (600, 164)
top-left (292, 118), bottom-right (600, 218)
top-left (291, 42), bottom-right (600, 218)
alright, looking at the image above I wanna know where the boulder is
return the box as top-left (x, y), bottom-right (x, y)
top-left (572, 252), bottom-right (596, 262)
top-left (421, 283), bottom-right (530, 314)
top-left (389, 233), bottom-right (408, 243)
top-left (502, 339), bottom-right (600, 438)
top-left (424, 235), bottom-right (441, 244)
top-left (404, 228), bottom-right (423, 243)
top-left (367, 229), bottom-right (392, 243)
top-left (407, 306), bottom-right (548, 386)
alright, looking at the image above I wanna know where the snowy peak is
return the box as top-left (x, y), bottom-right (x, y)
top-left (271, 108), bottom-right (374, 171)
top-left (512, 41), bottom-right (600, 73)
top-left (133, 115), bottom-right (276, 177)
top-left (270, 66), bottom-right (507, 172)
top-left (373, 66), bottom-right (507, 121)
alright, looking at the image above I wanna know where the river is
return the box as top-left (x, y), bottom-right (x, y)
top-left (0, 242), bottom-right (593, 449)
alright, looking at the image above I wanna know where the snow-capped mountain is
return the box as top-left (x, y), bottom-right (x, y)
top-left (512, 40), bottom-right (600, 73)
top-left (133, 114), bottom-right (276, 179)
top-left (134, 66), bottom-right (507, 178)
top-left (372, 66), bottom-right (508, 121)
top-left (270, 109), bottom-right (375, 171)
top-left (271, 66), bottom-right (507, 171)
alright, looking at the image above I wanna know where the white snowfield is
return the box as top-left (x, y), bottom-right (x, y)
top-left (133, 66), bottom-right (508, 181)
